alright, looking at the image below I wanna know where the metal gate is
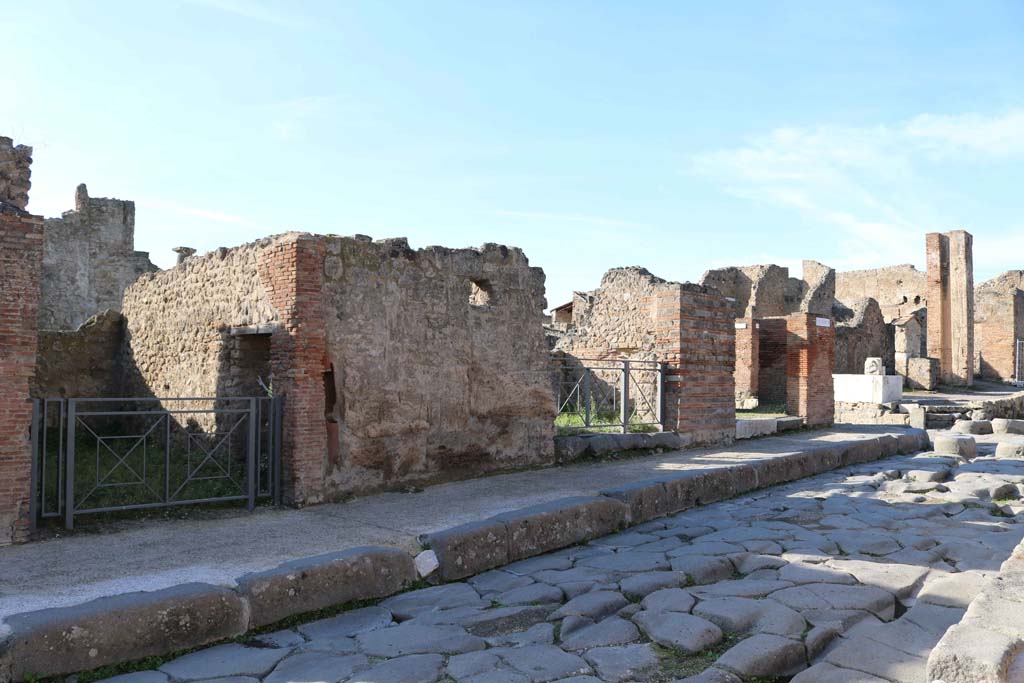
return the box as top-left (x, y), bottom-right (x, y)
top-left (553, 357), bottom-right (664, 433)
top-left (31, 396), bottom-right (283, 530)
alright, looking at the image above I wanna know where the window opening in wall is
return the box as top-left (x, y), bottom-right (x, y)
top-left (469, 279), bottom-right (494, 307)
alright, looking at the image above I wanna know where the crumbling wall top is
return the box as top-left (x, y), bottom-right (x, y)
top-left (0, 136), bottom-right (33, 211)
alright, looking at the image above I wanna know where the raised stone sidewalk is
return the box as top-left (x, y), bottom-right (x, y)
top-left (0, 426), bottom-right (931, 680)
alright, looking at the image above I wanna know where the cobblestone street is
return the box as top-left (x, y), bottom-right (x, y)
top-left (98, 441), bottom-right (1024, 683)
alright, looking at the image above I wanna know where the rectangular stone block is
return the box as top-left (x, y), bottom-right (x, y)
top-left (495, 496), bottom-right (629, 561)
top-left (840, 438), bottom-right (883, 465)
top-left (0, 583), bottom-right (247, 681)
top-left (424, 519), bottom-right (509, 582)
top-left (599, 479), bottom-right (671, 524)
top-left (236, 546), bottom-right (416, 628)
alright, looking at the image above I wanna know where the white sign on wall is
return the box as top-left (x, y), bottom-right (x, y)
top-left (815, 317), bottom-right (831, 328)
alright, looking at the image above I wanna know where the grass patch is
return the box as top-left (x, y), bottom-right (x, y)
top-left (554, 411), bottom-right (660, 435)
top-left (651, 634), bottom-right (742, 680)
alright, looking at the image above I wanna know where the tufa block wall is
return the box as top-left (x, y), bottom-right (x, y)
top-left (0, 207), bottom-right (44, 545)
top-left (41, 184), bottom-right (158, 330)
top-left (0, 137), bottom-right (32, 211)
top-left (33, 310), bottom-right (125, 398)
top-left (656, 284), bottom-right (736, 444)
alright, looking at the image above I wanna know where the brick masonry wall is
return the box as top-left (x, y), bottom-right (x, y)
top-left (0, 209), bottom-right (44, 545)
top-left (757, 318), bottom-right (788, 406)
top-left (785, 313), bottom-right (835, 427)
top-left (656, 284), bottom-right (735, 444)
top-left (734, 318), bottom-right (759, 402)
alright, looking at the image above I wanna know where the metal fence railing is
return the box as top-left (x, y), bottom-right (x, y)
top-left (552, 356), bottom-right (664, 433)
top-left (31, 396), bottom-right (283, 530)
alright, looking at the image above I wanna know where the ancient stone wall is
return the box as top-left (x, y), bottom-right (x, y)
top-left (927, 230), bottom-right (974, 385)
top-left (120, 233), bottom-right (555, 503)
top-left (833, 298), bottom-right (894, 375)
top-left (319, 236), bottom-right (555, 496)
top-left (835, 264), bottom-right (927, 323)
top-left (0, 207), bottom-right (44, 545)
top-left (976, 272), bottom-right (1024, 381)
top-left (699, 264), bottom-right (789, 318)
top-left (655, 284), bottom-right (736, 443)
top-left (0, 137), bottom-right (32, 211)
top-left (33, 310), bottom-right (124, 398)
top-left (40, 184), bottom-right (158, 330)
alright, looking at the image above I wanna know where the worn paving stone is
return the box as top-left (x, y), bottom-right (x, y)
top-left (791, 663), bottom-right (890, 682)
top-left (94, 673), bottom-right (170, 683)
top-left (263, 653), bottom-right (367, 683)
top-left (582, 643), bottom-right (659, 682)
top-left (470, 570), bottom-right (535, 595)
top-left (825, 637), bottom-right (928, 682)
top-left (356, 623), bottom-right (486, 656)
top-left (159, 645), bottom-right (293, 681)
top-left (297, 605), bottom-right (393, 640)
top-left (494, 583), bottom-right (564, 606)
top-left (576, 552), bottom-right (670, 573)
top-left (639, 587), bottom-right (696, 613)
top-left (632, 609), bottom-right (722, 652)
top-left (559, 616), bottom-right (639, 650)
top-left (826, 558), bottom-right (930, 598)
top-left (670, 555), bottom-right (735, 584)
top-left (714, 633), bottom-right (806, 678)
top-left (381, 583), bottom-right (484, 620)
top-left (548, 591), bottom-right (628, 621)
top-left (352, 653), bottom-right (444, 683)
top-left (494, 644), bottom-right (593, 681)
top-left (619, 571), bottom-right (684, 598)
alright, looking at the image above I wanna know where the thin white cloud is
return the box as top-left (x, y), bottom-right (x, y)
top-left (692, 109), bottom-right (1024, 273)
top-left (137, 198), bottom-right (266, 230)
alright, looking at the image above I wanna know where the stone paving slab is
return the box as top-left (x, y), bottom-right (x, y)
top-left (5, 427), bottom-right (1024, 683)
top-left (0, 425), bottom-right (921, 623)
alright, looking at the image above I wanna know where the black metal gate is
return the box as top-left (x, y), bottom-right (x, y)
top-left (31, 396), bottom-right (283, 530)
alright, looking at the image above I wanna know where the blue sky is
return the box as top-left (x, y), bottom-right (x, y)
top-left (3, 1), bottom-right (1023, 309)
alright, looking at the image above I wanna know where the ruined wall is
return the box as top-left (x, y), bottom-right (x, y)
top-left (120, 233), bottom-right (555, 503)
top-left (976, 273), bottom-right (1024, 381)
top-left (833, 298), bottom-right (894, 375)
top-left (320, 236), bottom-right (555, 495)
top-left (0, 137), bottom-right (32, 211)
top-left (835, 264), bottom-right (927, 322)
top-left (0, 207), bottom-right (44, 545)
top-left (786, 260), bottom-right (836, 316)
top-left (41, 184), bottom-right (159, 330)
top-left (700, 264), bottom-right (789, 318)
top-left (33, 310), bottom-right (124, 398)
top-left (927, 230), bottom-right (974, 385)
top-left (757, 318), bottom-right (789, 406)
top-left (655, 284), bottom-right (736, 443)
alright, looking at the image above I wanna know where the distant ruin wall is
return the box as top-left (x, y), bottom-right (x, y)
top-left (835, 264), bottom-right (927, 323)
top-left (40, 184), bottom-right (158, 330)
top-left (0, 137), bottom-right (32, 211)
top-left (33, 310), bottom-right (125, 398)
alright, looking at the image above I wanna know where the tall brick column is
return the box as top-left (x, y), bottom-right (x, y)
top-left (785, 313), bottom-right (835, 427)
top-left (257, 234), bottom-right (329, 505)
top-left (926, 230), bottom-right (974, 386)
top-left (655, 284), bottom-right (735, 444)
top-left (0, 207), bottom-right (44, 545)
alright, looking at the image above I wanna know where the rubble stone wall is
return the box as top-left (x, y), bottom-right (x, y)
top-left (699, 264), bottom-right (789, 319)
top-left (833, 298), bottom-right (895, 375)
top-left (33, 310), bottom-right (124, 398)
top-left (0, 209), bottom-right (44, 545)
top-left (40, 184), bottom-right (158, 330)
top-left (0, 137), bottom-right (32, 211)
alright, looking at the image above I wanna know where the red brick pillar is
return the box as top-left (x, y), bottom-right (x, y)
top-left (734, 318), bottom-right (759, 406)
top-left (656, 284), bottom-right (735, 444)
top-left (257, 234), bottom-right (329, 505)
top-left (0, 209), bottom-right (44, 545)
top-left (785, 313), bottom-right (835, 427)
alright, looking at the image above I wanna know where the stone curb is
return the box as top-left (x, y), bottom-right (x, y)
top-left (925, 536), bottom-right (1024, 683)
top-left (0, 547), bottom-right (417, 682)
